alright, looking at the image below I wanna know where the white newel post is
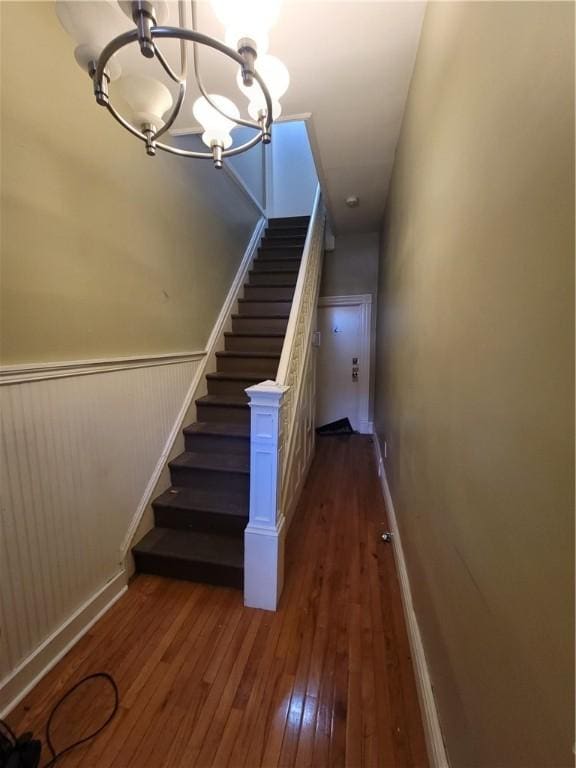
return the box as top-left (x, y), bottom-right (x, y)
top-left (244, 380), bottom-right (289, 611)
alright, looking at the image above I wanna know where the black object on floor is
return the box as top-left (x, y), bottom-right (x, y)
top-left (0, 673), bottom-right (119, 768)
top-left (0, 721), bottom-right (41, 768)
top-left (316, 417), bottom-right (355, 435)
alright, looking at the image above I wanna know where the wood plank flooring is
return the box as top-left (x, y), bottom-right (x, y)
top-left (6, 435), bottom-right (428, 767)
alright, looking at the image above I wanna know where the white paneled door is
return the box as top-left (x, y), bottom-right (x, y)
top-left (317, 302), bottom-right (363, 431)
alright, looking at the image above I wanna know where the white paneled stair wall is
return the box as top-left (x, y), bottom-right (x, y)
top-left (0, 355), bottom-right (202, 714)
top-left (245, 186), bottom-right (325, 610)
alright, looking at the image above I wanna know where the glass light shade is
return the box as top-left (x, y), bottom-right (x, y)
top-left (118, 0), bottom-right (169, 25)
top-left (211, 0), bottom-right (282, 52)
top-left (117, 75), bottom-right (173, 129)
top-left (236, 55), bottom-right (289, 120)
top-left (193, 95), bottom-right (240, 150)
top-left (56, 1), bottom-right (127, 76)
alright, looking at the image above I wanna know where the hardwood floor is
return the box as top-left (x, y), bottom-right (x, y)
top-left (6, 436), bottom-right (428, 767)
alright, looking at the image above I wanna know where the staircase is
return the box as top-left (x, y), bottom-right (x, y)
top-left (132, 215), bottom-right (310, 589)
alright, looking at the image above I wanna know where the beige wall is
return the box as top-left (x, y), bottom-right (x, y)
top-left (320, 232), bottom-right (380, 419)
top-left (320, 232), bottom-right (379, 299)
top-left (375, 3), bottom-right (574, 766)
top-left (0, 2), bottom-right (260, 365)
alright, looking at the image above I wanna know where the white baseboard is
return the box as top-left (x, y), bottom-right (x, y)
top-left (359, 419), bottom-right (374, 434)
top-left (372, 436), bottom-right (449, 768)
top-left (0, 570), bottom-right (127, 718)
top-left (121, 215), bottom-right (267, 560)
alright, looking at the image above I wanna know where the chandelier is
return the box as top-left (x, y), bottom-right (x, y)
top-left (56, 0), bottom-right (289, 168)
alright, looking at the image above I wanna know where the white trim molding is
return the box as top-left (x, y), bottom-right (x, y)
top-left (0, 351), bottom-right (206, 385)
top-left (318, 293), bottom-right (373, 435)
top-left (0, 571), bottom-right (127, 718)
top-left (223, 161), bottom-right (266, 217)
top-left (372, 435), bottom-right (449, 768)
top-left (122, 215), bottom-right (267, 559)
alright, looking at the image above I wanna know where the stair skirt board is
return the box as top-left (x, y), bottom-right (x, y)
top-left (131, 216), bottom-right (310, 589)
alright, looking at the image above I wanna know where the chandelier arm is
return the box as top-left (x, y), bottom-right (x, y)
top-left (94, 27), bottom-right (272, 131)
top-left (93, 26), bottom-right (274, 157)
top-left (106, 95), bottom-right (264, 160)
top-left (189, 2), bottom-right (259, 132)
top-left (153, 42), bottom-right (185, 84)
top-left (153, 80), bottom-right (186, 141)
top-left (177, 0), bottom-right (188, 80)
top-left (155, 131), bottom-right (264, 158)
top-left (106, 99), bottom-right (148, 142)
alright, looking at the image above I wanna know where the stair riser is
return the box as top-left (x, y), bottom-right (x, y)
top-left (259, 241), bottom-right (305, 251)
top-left (265, 227), bottom-right (308, 238)
top-left (217, 356), bottom-right (278, 375)
top-left (232, 315), bottom-right (289, 333)
top-left (153, 506), bottom-right (248, 536)
top-left (207, 377), bottom-right (263, 397)
top-left (256, 253), bottom-right (302, 264)
top-left (243, 285), bottom-right (295, 300)
top-left (133, 552), bottom-right (243, 589)
top-left (253, 262), bottom-right (300, 273)
top-left (268, 217), bottom-right (309, 228)
top-left (248, 272), bottom-right (298, 286)
top-left (184, 432), bottom-right (250, 455)
top-left (257, 248), bottom-right (303, 259)
top-left (224, 335), bottom-right (284, 353)
top-left (196, 403), bottom-right (250, 425)
top-left (238, 301), bottom-right (292, 317)
top-left (170, 465), bottom-right (249, 494)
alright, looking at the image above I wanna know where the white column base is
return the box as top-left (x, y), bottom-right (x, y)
top-left (244, 516), bottom-right (286, 611)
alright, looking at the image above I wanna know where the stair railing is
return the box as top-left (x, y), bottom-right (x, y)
top-left (245, 186), bottom-right (325, 610)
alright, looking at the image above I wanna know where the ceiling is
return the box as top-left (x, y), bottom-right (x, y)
top-left (110, 1), bottom-right (426, 234)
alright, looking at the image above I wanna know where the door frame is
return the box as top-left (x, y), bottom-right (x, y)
top-left (317, 294), bottom-right (373, 435)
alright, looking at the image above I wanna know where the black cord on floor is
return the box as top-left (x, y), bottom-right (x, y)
top-left (42, 673), bottom-right (119, 768)
top-left (0, 672), bottom-right (119, 768)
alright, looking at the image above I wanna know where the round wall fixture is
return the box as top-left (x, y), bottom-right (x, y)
top-left (345, 195), bottom-right (360, 208)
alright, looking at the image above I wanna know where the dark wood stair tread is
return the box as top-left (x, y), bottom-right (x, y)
top-left (232, 312), bottom-right (291, 320)
top-left (170, 451), bottom-right (249, 474)
top-left (256, 255), bottom-right (302, 261)
top-left (153, 486), bottom-right (248, 518)
top-left (268, 216), bottom-right (310, 226)
top-left (244, 284), bottom-right (296, 289)
top-left (259, 243), bottom-right (304, 249)
top-left (183, 421), bottom-right (250, 438)
top-left (224, 332), bottom-right (286, 338)
top-left (206, 371), bottom-right (267, 383)
top-left (216, 350), bottom-right (280, 359)
top-left (134, 528), bottom-right (243, 570)
top-left (196, 394), bottom-right (249, 408)
top-left (238, 299), bottom-right (292, 305)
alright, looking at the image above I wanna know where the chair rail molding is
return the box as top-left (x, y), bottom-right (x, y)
top-left (318, 293), bottom-right (373, 434)
top-left (0, 351), bottom-right (206, 385)
top-left (245, 186), bottom-right (325, 611)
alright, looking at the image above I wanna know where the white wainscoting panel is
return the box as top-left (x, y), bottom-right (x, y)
top-left (0, 355), bottom-right (203, 711)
